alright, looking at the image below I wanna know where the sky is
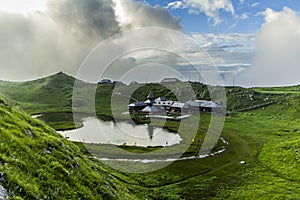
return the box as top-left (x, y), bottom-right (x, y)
top-left (0, 0), bottom-right (299, 86)
top-left (137, 0), bottom-right (300, 33)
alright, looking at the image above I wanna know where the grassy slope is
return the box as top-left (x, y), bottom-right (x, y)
top-left (0, 72), bottom-right (75, 113)
top-left (253, 85), bottom-right (300, 94)
top-left (206, 91), bottom-right (300, 199)
top-left (0, 73), bottom-right (300, 199)
top-left (0, 98), bottom-right (136, 199)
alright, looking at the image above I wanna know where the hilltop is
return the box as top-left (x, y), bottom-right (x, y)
top-left (0, 72), bottom-right (83, 112)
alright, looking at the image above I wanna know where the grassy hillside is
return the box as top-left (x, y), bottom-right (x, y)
top-left (0, 72), bottom-right (76, 113)
top-left (0, 97), bottom-right (135, 199)
top-left (0, 72), bottom-right (281, 115)
top-left (0, 73), bottom-right (300, 199)
top-left (253, 85), bottom-right (300, 94)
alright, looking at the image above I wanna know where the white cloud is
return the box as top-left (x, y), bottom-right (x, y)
top-left (238, 7), bottom-right (300, 86)
top-left (189, 33), bottom-right (255, 85)
top-left (191, 33), bottom-right (256, 51)
top-left (263, 7), bottom-right (284, 23)
top-left (166, 0), bottom-right (235, 26)
top-left (228, 22), bottom-right (238, 29)
top-left (239, 0), bottom-right (245, 5)
top-left (0, 0), bottom-right (47, 14)
top-left (240, 13), bottom-right (249, 20)
top-left (166, 1), bottom-right (184, 10)
top-left (0, 0), bottom-right (181, 81)
top-left (254, 11), bottom-right (264, 17)
top-left (251, 2), bottom-right (260, 8)
top-left (117, 0), bottom-right (181, 31)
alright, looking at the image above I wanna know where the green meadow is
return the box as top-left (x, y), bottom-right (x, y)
top-left (0, 72), bottom-right (299, 199)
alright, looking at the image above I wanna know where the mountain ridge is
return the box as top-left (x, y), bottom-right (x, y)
top-left (0, 72), bottom-right (284, 115)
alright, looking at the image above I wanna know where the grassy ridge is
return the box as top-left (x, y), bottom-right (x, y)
top-left (0, 98), bottom-right (136, 199)
top-left (0, 72), bottom-right (281, 115)
top-left (0, 72), bottom-right (75, 113)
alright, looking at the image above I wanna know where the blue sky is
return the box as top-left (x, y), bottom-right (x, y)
top-left (135, 0), bottom-right (300, 34)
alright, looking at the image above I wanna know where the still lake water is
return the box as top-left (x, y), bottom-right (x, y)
top-left (58, 117), bottom-right (182, 147)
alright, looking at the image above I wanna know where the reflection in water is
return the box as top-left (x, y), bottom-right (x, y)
top-left (148, 125), bottom-right (153, 140)
top-left (58, 117), bottom-right (182, 147)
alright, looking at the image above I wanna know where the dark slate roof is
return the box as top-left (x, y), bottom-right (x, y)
top-left (147, 91), bottom-right (154, 99)
top-left (128, 101), bottom-right (147, 107)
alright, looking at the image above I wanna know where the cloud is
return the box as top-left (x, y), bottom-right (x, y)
top-left (251, 2), bottom-right (260, 8)
top-left (0, 0), bottom-right (47, 14)
top-left (167, 1), bottom-right (184, 10)
top-left (240, 13), bottom-right (249, 20)
top-left (191, 33), bottom-right (256, 51)
top-left (187, 33), bottom-right (255, 85)
top-left (166, 0), bottom-right (235, 26)
top-left (238, 7), bottom-right (300, 86)
top-left (228, 22), bottom-right (237, 29)
top-left (85, 30), bottom-right (255, 85)
top-left (117, 0), bottom-right (181, 31)
top-left (0, 0), bottom-right (181, 81)
top-left (239, 0), bottom-right (245, 5)
top-left (103, 50), bottom-right (185, 83)
top-left (47, 0), bottom-right (120, 44)
top-left (0, 11), bottom-right (88, 80)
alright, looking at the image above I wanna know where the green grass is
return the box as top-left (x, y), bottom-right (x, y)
top-left (1, 73), bottom-right (300, 199)
top-left (253, 85), bottom-right (300, 94)
top-left (0, 98), bottom-right (136, 199)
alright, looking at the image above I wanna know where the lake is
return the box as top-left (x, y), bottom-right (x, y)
top-left (58, 117), bottom-right (182, 147)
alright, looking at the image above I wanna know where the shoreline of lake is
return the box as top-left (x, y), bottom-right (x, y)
top-left (57, 117), bottom-right (183, 147)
